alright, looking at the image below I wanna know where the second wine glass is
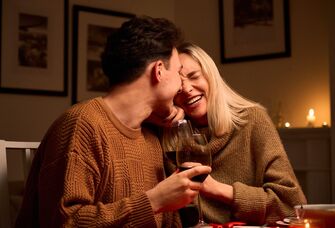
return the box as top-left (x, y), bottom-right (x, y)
top-left (176, 132), bottom-right (212, 227)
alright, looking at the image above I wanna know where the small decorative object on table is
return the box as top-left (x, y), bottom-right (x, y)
top-left (306, 108), bottom-right (316, 127)
top-left (293, 204), bottom-right (335, 228)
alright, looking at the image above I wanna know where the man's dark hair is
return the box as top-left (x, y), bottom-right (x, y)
top-left (101, 15), bottom-right (183, 87)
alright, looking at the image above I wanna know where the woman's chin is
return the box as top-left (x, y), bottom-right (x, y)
top-left (188, 114), bottom-right (207, 126)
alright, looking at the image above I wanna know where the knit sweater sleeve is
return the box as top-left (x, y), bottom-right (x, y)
top-left (37, 112), bottom-right (158, 227)
top-left (59, 152), bottom-right (156, 227)
top-left (231, 108), bottom-right (306, 225)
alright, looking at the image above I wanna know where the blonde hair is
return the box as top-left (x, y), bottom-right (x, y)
top-left (178, 43), bottom-right (259, 136)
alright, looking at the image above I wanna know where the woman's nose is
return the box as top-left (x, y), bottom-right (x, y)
top-left (181, 79), bottom-right (193, 93)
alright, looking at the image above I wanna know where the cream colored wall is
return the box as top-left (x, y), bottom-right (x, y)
top-left (175, 0), bottom-right (330, 128)
top-left (0, 0), bottom-right (175, 141)
top-left (0, 0), bottom-right (331, 142)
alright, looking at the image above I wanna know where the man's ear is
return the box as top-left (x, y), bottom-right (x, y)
top-left (151, 61), bottom-right (164, 83)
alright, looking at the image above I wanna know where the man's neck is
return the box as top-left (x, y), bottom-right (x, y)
top-left (102, 83), bottom-right (153, 129)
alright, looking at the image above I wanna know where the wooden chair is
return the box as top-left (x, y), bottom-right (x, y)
top-left (0, 140), bottom-right (40, 228)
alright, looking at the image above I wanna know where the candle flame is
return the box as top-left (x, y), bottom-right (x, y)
top-left (308, 108), bottom-right (314, 117)
top-left (305, 222), bottom-right (310, 228)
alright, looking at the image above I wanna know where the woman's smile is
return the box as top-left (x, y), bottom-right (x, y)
top-left (175, 53), bottom-right (209, 125)
top-left (185, 95), bottom-right (203, 106)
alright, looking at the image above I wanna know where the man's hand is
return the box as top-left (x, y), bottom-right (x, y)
top-left (146, 165), bottom-right (211, 213)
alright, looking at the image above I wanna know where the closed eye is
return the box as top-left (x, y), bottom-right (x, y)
top-left (181, 70), bottom-right (201, 80)
top-left (189, 74), bottom-right (200, 80)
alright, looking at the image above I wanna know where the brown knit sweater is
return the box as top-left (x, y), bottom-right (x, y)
top-left (16, 97), bottom-right (180, 228)
top-left (166, 106), bottom-right (307, 225)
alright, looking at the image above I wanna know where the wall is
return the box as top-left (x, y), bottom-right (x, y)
top-left (0, 0), bottom-right (175, 141)
top-left (0, 0), bottom-right (332, 142)
top-left (175, 0), bottom-right (330, 128)
top-left (329, 0), bottom-right (335, 202)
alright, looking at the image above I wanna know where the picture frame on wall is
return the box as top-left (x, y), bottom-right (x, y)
top-left (219, 0), bottom-right (290, 63)
top-left (0, 0), bottom-right (68, 95)
top-left (72, 5), bottom-right (134, 104)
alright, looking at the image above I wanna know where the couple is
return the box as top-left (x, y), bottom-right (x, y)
top-left (16, 16), bottom-right (306, 227)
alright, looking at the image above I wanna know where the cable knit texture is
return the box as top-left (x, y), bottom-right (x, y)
top-left (166, 106), bottom-right (306, 225)
top-left (15, 97), bottom-right (181, 228)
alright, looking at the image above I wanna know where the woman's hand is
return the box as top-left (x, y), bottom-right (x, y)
top-left (200, 175), bottom-right (234, 205)
top-left (145, 105), bottom-right (185, 127)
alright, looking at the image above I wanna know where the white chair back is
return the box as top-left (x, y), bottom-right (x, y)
top-left (0, 140), bottom-right (40, 228)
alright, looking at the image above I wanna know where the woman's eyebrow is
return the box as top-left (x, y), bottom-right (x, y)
top-left (178, 65), bottom-right (183, 74)
top-left (185, 70), bottom-right (200, 77)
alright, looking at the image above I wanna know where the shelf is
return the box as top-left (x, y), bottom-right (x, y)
top-left (278, 127), bottom-right (331, 139)
top-left (277, 127), bottom-right (332, 203)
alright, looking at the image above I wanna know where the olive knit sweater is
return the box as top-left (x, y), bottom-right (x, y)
top-left (16, 97), bottom-right (180, 227)
top-left (167, 106), bottom-right (307, 225)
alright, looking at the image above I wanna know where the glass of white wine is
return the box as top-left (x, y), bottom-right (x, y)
top-left (176, 132), bottom-right (212, 227)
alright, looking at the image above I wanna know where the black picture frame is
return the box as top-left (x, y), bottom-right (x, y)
top-left (0, 0), bottom-right (68, 96)
top-left (219, 0), bottom-right (291, 63)
top-left (72, 5), bottom-right (134, 104)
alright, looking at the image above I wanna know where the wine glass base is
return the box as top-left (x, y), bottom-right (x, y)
top-left (192, 220), bottom-right (212, 228)
top-left (192, 223), bottom-right (212, 228)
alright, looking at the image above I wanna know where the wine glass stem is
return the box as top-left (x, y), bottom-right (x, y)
top-left (197, 195), bottom-right (205, 225)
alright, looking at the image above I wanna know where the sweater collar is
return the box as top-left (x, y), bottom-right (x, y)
top-left (196, 127), bottom-right (235, 156)
top-left (96, 97), bottom-right (142, 139)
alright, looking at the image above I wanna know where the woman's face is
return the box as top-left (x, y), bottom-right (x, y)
top-left (174, 53), bottom-right (209, 126)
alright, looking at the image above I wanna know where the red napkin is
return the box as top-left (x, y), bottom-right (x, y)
top-left (209, 221), bottom-right (246, 228)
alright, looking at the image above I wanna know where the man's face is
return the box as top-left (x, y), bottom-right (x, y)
top-left (165, 48), bottom-right (183, 96)
top-left (155, 48), bottom-right (182, 116)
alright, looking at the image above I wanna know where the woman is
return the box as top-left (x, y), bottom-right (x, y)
top-left (162, 43), bottom-right (306, 225)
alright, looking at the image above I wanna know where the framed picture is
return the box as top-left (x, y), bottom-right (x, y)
top-left (72, 5), bottom-right (134, 104)
top-left (219, 0), bottom-right (290, 63)
top-left (0, 0), bottom-right (68, 95)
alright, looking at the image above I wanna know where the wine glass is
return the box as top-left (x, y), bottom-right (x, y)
top-left (162, 120), bottom-right (200, 227)
top-left (176, 132), bottom-right (212, 227)
top-left (162, 119), bottom-right (193, 166)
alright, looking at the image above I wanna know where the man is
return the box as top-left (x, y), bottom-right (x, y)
top-left (15, 16), bottom-right (211, 227)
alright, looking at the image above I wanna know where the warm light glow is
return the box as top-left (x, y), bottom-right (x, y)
top-left (322, 121), bottom-right (328, 127)
top-left (284, 122), bottom-right (290, 128)
top-left (308, 109), bottom-right (314, 116)
top-left (305, 222), bottom-right (310, 228)
top-left (306, 108), bottom-right (316, 127)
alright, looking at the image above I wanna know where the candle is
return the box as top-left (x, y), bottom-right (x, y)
top-left (306, 108), bottom-right (315, 127)
top-left (322, 121), bottom-right (328, 127)
top-left (284, 122), bottom-right (291, 128)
